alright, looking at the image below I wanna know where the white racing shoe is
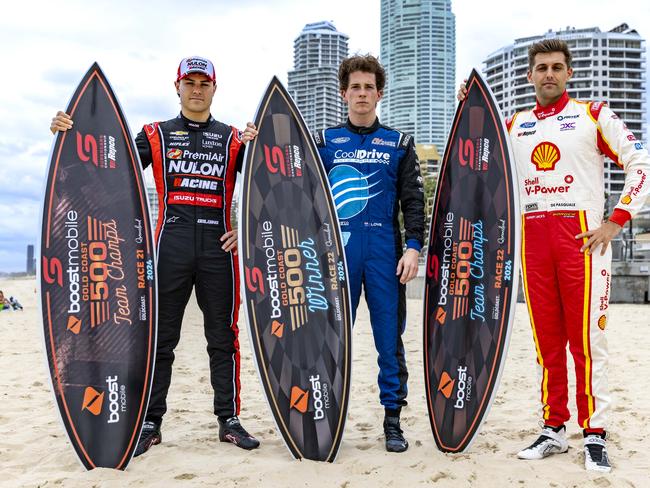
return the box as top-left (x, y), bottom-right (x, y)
top-left (517, 425), bottom-right (569, 460)
top-left (584, 433), bottom-right (612, 473)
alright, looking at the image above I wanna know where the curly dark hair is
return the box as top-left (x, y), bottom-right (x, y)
top-left (338, 54), bottom-right (386, 91)
top-left (528, 39), bottom-right (573, 70)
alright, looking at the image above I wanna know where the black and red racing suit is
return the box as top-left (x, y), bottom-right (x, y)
top-left (135, 112), bottom-right (243, 423)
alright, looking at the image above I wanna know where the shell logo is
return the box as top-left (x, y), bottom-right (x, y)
top-left (598, 315), bottom-right (607, 330)
top-left (531, 142), bottom-right (561, 171)
top-left (621, 195), bottom-right (632, 205)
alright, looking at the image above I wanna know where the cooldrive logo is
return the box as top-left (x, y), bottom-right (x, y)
top-left (76, 131), bottom-right (117, 169)
top-left (333, 148), bottom-right (390, 164)
top-left (82, 386), bottom-right (104, 415)
top-left (264, 144), bottom-right (303, 177)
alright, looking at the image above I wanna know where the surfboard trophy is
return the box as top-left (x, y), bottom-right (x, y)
top-left (423, 69), bottom-right (520, 453)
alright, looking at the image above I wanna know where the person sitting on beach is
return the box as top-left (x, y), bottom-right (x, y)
top-left (0, 291), bottom-right (11, 311)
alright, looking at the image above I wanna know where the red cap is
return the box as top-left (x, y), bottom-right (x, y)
top-left (176, 56), bottom-right (216, 82)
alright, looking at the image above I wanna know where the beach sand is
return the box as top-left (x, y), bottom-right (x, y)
top-left (1, 276), bottom-right (648, 487)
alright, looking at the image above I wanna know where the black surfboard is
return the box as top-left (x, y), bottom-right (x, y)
top-left (423, 69), bottom-right (520, 452)
top-left (40, 63), bottom-right (157, 469)
top-left (239, 77), bottom-right (352, 462)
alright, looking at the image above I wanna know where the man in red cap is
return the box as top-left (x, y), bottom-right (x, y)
top-left (51, 55), bottom-right (260, 456)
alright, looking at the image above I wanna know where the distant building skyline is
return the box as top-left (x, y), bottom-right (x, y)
top-left (288, 21), bottom-right (349, 131)
top-left (380, 0), bottom-right (456, 150)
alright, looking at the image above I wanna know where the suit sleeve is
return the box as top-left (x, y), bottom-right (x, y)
top-left (398, 136), bottom-right (425, 251)
top-left (595, 104), bottom-right (650, 226)
top-left (135, 127), bottom-right (153, 170)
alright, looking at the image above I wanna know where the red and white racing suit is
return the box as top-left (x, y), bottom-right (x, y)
top-left (507, 91), bottom-right (650, 430)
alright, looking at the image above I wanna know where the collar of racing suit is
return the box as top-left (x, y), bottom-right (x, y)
top-left (345, 117), bottom-right (380, 134)
top-left (176, 112), bottom-right (215, 130)
top-left (533, 91), bottom-right (570, 120)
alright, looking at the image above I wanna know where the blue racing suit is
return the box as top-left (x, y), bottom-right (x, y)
top-left (314, 118), bottom-right (425, 412)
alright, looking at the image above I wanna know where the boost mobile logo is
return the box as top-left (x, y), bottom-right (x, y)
top-left (82, 387), bottom-right (104, 415)
top-left (290, 386), bottom-right (308, 413)
top-left (438, 371), bottom-right (455, 399)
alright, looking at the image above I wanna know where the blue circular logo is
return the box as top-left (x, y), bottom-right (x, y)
top-left (328, 165), bottom-right (381, 219)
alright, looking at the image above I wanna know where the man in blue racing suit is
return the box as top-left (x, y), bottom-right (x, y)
top-left (314, 54), bottom-right (425, 453)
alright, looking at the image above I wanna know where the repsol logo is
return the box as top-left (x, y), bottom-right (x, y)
top-left (106, 375), bottom-right (127, 424)
top-left (309, 374), bottom-right (330, 420)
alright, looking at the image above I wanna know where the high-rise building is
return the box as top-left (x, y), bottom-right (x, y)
top-left (26, 244), bottom-right (35, 275)
top-left (147, 185), bottom-right (158, 229)
top-left (380, 0), bottom-right (456, 150)
top-left (483, 24), bottom-right (647, 212)
top-left (287, 21), bottom-right (349, 131)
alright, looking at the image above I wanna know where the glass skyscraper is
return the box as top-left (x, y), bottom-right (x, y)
top-left (380, 0), bottom-right (456, 150)
top-left (288, 21), bottom-right (349, 131)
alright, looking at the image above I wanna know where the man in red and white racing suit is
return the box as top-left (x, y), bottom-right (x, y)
top-left (505, 40), bottom-right (650, 472)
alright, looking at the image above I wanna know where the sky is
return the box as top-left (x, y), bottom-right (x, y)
top-left (0, 0), bottom-right (648, 272)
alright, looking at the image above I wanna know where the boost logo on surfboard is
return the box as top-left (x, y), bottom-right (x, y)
top-left (239, 77), bottom-right (352, 462)
top-left (424, 69), bottom-right (520, 453)
top-left (40, 63), bottom-right (156, 470)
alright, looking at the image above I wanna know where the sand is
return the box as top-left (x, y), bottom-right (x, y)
top-left (1, 276), bottom-right (648, 487)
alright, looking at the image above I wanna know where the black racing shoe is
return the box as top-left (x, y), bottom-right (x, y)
top-left (218, 416), bottom-right (260, 450)
top-left (383, 416), bottom-right (408, 453)
top-left (134, 421), bottom-right (161, 457)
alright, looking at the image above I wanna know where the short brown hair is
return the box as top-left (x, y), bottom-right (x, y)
top-left (338, 54), bottom-right (386, 91)
top-left (528, 39), bottom-right (572, 70)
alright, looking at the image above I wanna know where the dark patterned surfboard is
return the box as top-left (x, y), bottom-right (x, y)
top-left (40, 63), bottom-right (156, 469)
top-left (424, 69), bottom-right (520, 452)
top-left (239, 77), bottom-right (352, 462)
